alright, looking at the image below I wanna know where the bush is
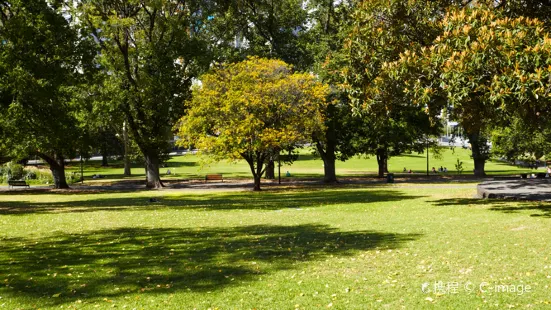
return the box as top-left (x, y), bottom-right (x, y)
top-left (66, 172), bottom-right (82, 184)
top-left (2, 161), bottom-right (24, 180)
top-left (25, 170), bottom-right (37, 180)
top-left (36, 168), bottom-right (53, 184)
top-left (1, 163), bottom-right (81, 185)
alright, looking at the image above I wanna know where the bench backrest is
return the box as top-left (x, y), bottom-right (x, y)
top-left (8, 180), bottom-right (27, 185)
top-left (205, 174), bottom-right (223, 180)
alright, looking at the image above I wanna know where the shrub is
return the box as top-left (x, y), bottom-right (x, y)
top-left (3, 161), bottom-right (24, 180)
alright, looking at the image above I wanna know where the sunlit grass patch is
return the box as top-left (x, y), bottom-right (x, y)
top-left (1, 184), bottom-right (550, 308)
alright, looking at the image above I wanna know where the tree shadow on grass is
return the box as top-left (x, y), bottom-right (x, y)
top-left (433, 198), bottom-right (551, 218)
top-left (0, 224), bottom-right (421, 306)
top-left (0, 188), bottom-right (424, 215)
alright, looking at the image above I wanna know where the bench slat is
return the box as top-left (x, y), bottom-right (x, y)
top-left (205, 174), bottom-right (223, 183)
top-left (8, 180), bottom-right (29, 188)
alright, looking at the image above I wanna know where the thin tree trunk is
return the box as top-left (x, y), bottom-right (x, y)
top-left (100, 130), bottom-right (108, 166)
top-left (123, 121), bottom-right (131, 176)
top-left (376, 148), bottom-right (387, 178)
top-left (253, 174), bottom-right (262, 191)
top-left (265, 158), bottom-right (275, 179)
top-left (254, 155), bottom-right (265, 191)
top-left (144, 152), bottom-right (163, 189)
top-left (102, 152), bottom-right (108, 166)
top-left (243, 152), bottom-right (266, 191)
top-left (144, 163), bottom-right (148, 183)
top-left (38, 153), bottom-right (69, 189)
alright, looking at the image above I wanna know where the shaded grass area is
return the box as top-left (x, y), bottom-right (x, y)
top-left (2, 185), bottom-right (551, 308)
top-left (435, 197), bottom-right (551, 218)
top-left (0, 188), bottom-right (423, 214)
top-left (0, 225), bottom-right (417, 307)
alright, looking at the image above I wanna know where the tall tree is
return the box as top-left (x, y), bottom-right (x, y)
top-left (342, 0), bottom-right (450, 177)
top-left (177, 57), bottom-right (329, 191)
top-left (80, 0), bottom-right (216, 188)
top-left (0, 0), bottom-right (95, 188)
top-left (307, 0), bottom-right (359, 183)
top-left (375, 7), bottom-right (551, 176)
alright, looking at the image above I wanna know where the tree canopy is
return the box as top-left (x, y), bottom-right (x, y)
top-left (80, 0), bottom-right (218, 188)
top-left (375, 7), bottom-right (551, 175)
top-left (177, 57), bottom-right (329, 190)
top-left (339, 0), bottom-right (447, 177)
top-left (0, 0), bottom-right (95, 188)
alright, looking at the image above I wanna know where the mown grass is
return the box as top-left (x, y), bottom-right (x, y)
top-left (1, 184), bottom-right (551, 309)
top-left (61, 147), bottom-right (534, 183)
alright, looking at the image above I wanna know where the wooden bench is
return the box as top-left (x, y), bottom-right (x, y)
top-left (205, 174), bottom-right (223, 183)
top-left (8, 180), bottom-right (29, 189)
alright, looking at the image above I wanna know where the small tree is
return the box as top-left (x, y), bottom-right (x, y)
top-left (177, 57), bottom-right (329, 191)
top-left (455, 158), bottom-right (464, 174)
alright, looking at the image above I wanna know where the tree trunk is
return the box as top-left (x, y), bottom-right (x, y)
top-left (38, 153), bottom-right (69, 189)
top-left (376, 148), bottom-right (387, 178)
top-left (144, 164), bottom-right (148, 183)
top-left (316, 141), bottom-right (337, 183)
top-left (51, 162), bottom-right (69, 189)
top-left (323, 156), bottom-right (337, 183)
top-left (253, 174), bottom-right (262, 191)
top-left (467, 132), bottom-right (487, 177)
top-left (123, 155), bottom-right (131, 176)
top-left (253, 155), bottom-right (265, 191)
top-left (473, 157), bottom-right (486, 177)
top-left (315, 106), bottom-right (338, 184)
top-left (244, 153), bottom-right (265, 191)
top-left (144, 153), bottom-right (163, 189)
top-left (265, 159), bottom-right (275, 179)
top-left (123, 121), bottom-right (131, 176)
top-left (101, 152), bottom-right (108, 166)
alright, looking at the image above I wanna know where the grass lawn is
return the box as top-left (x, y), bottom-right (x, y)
top-left (1, 184), bottom-right (551, 308)
top-left (61, 147), bottom-right (534, 183)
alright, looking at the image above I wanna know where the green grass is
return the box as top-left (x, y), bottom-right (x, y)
top-left (60, 147), bottom-right (534, 183)
top-left (1, 184), bottom-right (551, 308)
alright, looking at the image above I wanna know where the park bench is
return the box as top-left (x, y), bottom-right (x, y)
top-left (8, 180), bottom-right (29, 189)
top-left (205, 174), bottom-right (223, 183)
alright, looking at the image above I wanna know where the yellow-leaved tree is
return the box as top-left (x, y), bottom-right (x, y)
top-left (177, 57), bottom-right (329, 190)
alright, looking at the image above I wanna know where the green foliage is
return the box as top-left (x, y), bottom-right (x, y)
top-left (496, 0), bottom-right (551, 25)
top-left (367, 6), bottom-right (551, 175)
top-left (0, 0), bottom-right (96, 185)
top-left (382, 7), bottom-right (551, 132)
top-left (491, 118), bottom-right (551, 161)
top-left (1, 162), bottom-right (24, 181)
top-left (339, 0), bottom-right (446, 176)
top-left (177, 57), bottom-right (329, 189)
top-left (455, 158), bottom-right (464, 174)
top-left (0, 163), bottom-right (82, 185)
top-left (80, 0), bottom-right (218, 187)
top-left (210, 0), bottom-right (313, 70)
